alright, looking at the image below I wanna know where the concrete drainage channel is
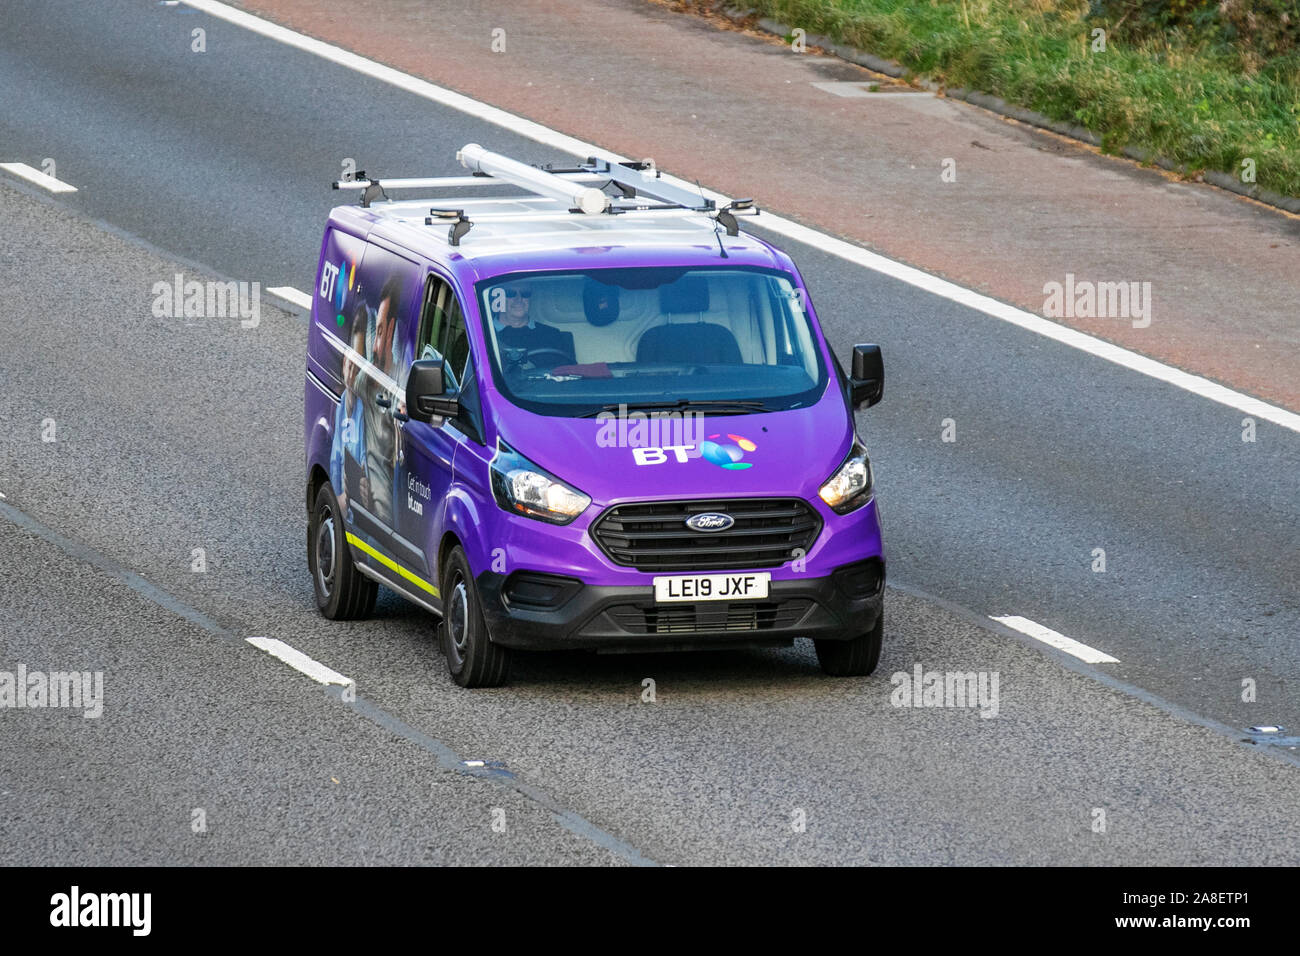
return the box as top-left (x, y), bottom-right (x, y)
top-left (1244, 726), bottom-right (1300, 752)
top-left (713, 4), bottom-right (1300, 216)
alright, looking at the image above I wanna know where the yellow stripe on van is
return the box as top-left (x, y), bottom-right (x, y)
top-left (345, 532), bottom-right (440, 597)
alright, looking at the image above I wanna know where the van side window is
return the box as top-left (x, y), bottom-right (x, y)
top-left (417, 275), bottom-right (471, 388)
top-left (416, 273), bottom-right (483, 443)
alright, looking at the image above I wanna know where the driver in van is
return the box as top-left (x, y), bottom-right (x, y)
top-left (492, 282), bottom-right (575, 366)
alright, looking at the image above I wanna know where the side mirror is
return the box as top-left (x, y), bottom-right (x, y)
top-left (406, 358), bottom-right (460, 423)
top-left (849, 344), bottom-right (884, 409)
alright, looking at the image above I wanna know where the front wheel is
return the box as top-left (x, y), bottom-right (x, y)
top-left (814, 615), bottom-right (883, 676)
top-left (308, 482), bottom-right (377, 620)
top-left (439, 546), bottom-right (511, 688)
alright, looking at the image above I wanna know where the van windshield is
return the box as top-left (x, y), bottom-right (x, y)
top-left (477, 266), bottom-right (828, 417)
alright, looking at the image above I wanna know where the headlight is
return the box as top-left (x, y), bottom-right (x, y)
top-left (490, 442), bottom-right (591, 524)
top-left (818, 439), bottom-right (874, 514)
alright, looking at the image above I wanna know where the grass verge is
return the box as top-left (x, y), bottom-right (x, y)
top-left (714, 0), bottom-right (1300, 198)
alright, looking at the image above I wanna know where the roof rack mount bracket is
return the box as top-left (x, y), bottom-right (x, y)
top-left (426, 208), bottom-right (472, 246)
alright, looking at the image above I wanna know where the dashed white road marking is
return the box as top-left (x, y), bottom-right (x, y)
top-left (0, 162), bottom-right (78, 193)
top-left (266, 286), bottom-right (313, 310)
top-left (991, 615), bottom-right (1120, 664)
top-left (246, 636), bottom-right (355, 687)
top-left (183, 0), bottom-right (1300, 436)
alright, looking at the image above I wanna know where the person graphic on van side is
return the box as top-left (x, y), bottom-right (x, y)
top-left (330, 308), bottom-right (368, 517)
top-left (390, 300), bottom-right (415, 524)
top-left (360, 274), bottom-right (404, 525)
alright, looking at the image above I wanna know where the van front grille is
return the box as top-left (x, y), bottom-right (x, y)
top-left (590, 497), bottom-right (821, 572)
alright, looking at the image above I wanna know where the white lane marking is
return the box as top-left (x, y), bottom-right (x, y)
top-left (0, 162), bottom-right (78, 193)
top-left (991, 615), bottom-right (1120, 664)
top-left (266, 286), bottom-right (313, 310)
top-left (184, 0), bottom-right (1300, 436)
top-left (246, 636), bottom-right (355, 686)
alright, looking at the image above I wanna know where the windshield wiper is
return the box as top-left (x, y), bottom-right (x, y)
top-left (578, 399), bottom-right (773, 417)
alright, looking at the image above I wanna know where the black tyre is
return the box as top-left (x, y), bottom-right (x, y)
top-left (814, 615), bottom-right (883, 676)
top-left (439, 545), bottom-right (511, 688)
top-left (308, 482), bottom-right (377, 620)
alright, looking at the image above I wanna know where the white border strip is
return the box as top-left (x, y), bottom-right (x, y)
top-left (183, 0), bottom-right (1300, 436)
top-left (0, 162), bottom-right (77, 193)
top-left (991, 615), bottom-right (1120, 664)
top-left (318, 325), bottom-right (403, 396)
top-left (246, 636), bottom-right (355, 686)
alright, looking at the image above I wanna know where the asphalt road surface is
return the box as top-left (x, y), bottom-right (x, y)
top-left (1, 0), bottom-right (1297, 865)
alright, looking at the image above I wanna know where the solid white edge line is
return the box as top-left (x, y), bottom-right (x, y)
top-left (183, 0), bottom-right (1300, 436)
top-left (246, 636), bottom-right (355, 686)
top-left (991, 615), bottom-right (1120, 664)
top-left (0, 162), bottom-right (78, 194)
top-left (266, 286), bottom-right (313, 310)
top-left (811, 81), bottom-right (933, 98)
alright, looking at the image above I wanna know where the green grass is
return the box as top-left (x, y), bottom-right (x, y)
top-left (737, 0), bottom-right (1300, 198)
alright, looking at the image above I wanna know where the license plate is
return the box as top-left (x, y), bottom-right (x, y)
top-left (653, 572), bottom-right (770, 603)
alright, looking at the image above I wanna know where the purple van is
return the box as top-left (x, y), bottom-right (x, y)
top-left (304, 146), bottom-right (885, 686)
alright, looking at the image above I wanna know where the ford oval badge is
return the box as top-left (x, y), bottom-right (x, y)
top-left (686, 512), bottom-right (735, 533)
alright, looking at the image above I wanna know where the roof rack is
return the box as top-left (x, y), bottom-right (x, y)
top-left (331, 143), bottom-right (758, 245)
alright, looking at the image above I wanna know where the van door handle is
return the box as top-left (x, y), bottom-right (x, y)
top-left (374, 393), bottom-right (409, 422)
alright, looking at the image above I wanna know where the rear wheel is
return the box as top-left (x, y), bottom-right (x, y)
top-left (439, 545), bottom-right (511, 688)
top-left (308, 482), bottom-right (377, 620)
top-left (814, 615), bottom-right (883, 676)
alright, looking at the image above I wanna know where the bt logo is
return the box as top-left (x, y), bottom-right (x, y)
top-left (319, 256), bottom-right (357, 325)
top-left (632, 444), bottom-right (693, 465)
top-left (631, 434), bottom-right (757, 469)
top-left (701, 433), bottom-right (756, 470)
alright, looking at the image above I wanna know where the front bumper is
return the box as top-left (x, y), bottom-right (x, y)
top-left (477, 558), bottom-right (884, 652)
